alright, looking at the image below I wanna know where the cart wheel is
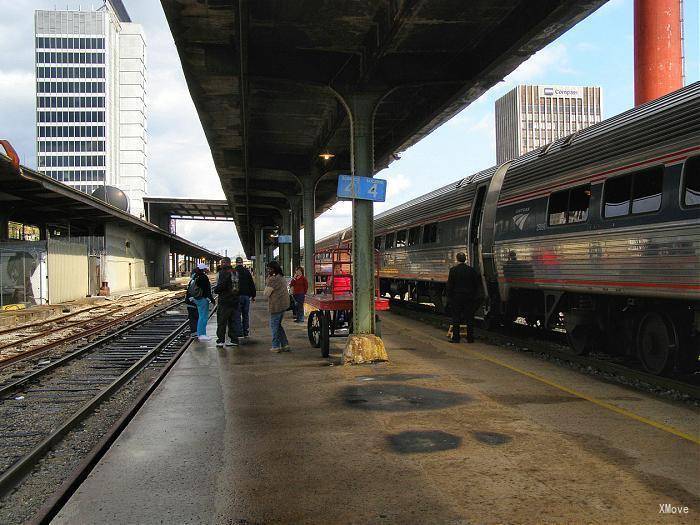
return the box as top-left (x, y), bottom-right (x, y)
top-left (307, 312), bottom-right (321, 348)
top-left (320, 311), bottom-right (330, 358)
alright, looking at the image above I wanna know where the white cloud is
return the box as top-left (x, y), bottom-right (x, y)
top-left (505, 43), bottom-right (574, 84)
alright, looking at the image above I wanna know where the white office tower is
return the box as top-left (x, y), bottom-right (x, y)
top-left (35, 1), bottom-right (147, 218)
top-left (495, 85), bottom-right (603, 164)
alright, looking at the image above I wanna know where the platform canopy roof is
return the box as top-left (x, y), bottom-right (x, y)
top-left (143, 197), bottom-right (234, 222)
top-left (161, 0), bottom-right (607, 255)
top-left (0, 154), bottom-right (221, 260)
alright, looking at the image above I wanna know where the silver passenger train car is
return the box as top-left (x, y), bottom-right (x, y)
top-left (317, 83), bottom-right (700, 375)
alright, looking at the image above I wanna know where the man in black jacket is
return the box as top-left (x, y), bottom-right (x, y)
top-left (446, 252), bottom-right (480, 343)
top-left (234, 256), bottom-right (256, 339)
top-left (214, 257), bottom-right (240, 347)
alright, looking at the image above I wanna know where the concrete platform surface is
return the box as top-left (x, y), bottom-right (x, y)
top-left (53, 300), bottom-right (699, 524)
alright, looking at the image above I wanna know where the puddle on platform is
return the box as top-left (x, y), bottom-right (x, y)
top-left (472, 431), bottom-right (512, 446)
top-left (341, 383), bottom-right (471, 411)
top-left (388, 430), bottom-right (462, 454)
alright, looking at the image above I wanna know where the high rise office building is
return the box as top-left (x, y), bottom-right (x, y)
top-left (495, 85), bottom-right (603, 164)
top-left (35, 1), bottom-right (147, 217)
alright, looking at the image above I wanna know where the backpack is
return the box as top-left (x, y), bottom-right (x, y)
top-left (217, 268), bottom-right (240, 296)
top-left (188, 277), bottom-right (203, 299)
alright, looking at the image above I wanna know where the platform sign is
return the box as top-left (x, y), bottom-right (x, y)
top-left (277, 235), bottom-right (292, 244)
top-left (337, 175), bottom-right (387, 202)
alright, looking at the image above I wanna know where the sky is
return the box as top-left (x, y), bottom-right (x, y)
top-left (1, 0), bottom-right (698, 257)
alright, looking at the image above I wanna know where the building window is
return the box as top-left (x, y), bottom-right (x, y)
top-left (682, 156), bottom-right (699, 207)
top-left (604, 167), bottom-right (663, 218)
top-left (374, 236), bottom-right (383, 250)
top-left (8, 221), bottom-right (40, 241)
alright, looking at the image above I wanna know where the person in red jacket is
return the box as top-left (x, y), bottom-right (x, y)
top-left (289, 267), bottom-right (309, 323)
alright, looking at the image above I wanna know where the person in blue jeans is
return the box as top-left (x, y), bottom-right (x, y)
top-left (263, 260), bottom-right (290, 352)
top-left (189, 263), bottom-right (215, 341)
top-left (233, 257), bottom-right (256, 339)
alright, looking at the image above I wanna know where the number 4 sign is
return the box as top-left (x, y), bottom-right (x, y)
top-left (337, 175), bottom-right (387, 202)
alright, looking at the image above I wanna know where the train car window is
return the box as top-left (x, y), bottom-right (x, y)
top-left (395, 230), bottom-right (407, 248)
top-left (604, 174), bottom-right (632, 218)
top-left (547, 185), bottom-right (590, 225)
top-left (547, 190), bottom-right (568, 225)
top-left (631, 168), bottom-right (663, 214)
top-left (385, 232), bottom-right (395, 249)
top-left (374, 236), bottom-right (383, 250)
top-left (568, 185), bottom-right (590, 223)
top-left (407, 226), bottom-right (421, 246)
top-left (682, 156), bottom-right (700, 207)
top-left (422, 222), bottom-right (438, 243)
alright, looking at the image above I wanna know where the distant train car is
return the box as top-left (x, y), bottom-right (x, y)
top-left (317, 82), bottom-right (700, 375)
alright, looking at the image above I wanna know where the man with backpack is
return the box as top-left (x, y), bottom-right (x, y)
top-left (234, 256), bottom-right (256, 340)
top-left (213, 257), bottom-right (240, 347)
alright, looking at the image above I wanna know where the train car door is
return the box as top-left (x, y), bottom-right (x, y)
top-left (468, 162), bottom-right (512, 316)
top-left (467, 185), bottom-right (487, 278)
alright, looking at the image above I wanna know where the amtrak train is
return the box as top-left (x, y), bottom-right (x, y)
top-left (316, 82), bottom-right (700, 375)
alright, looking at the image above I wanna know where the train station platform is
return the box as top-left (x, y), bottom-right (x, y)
top-left (53, 300), bottom-right (699, 524)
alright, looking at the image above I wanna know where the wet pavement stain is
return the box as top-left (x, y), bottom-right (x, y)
top-left (472, 431), bottom-right (512, 446)
top-left (356, 373), bottom-right (435, 382)
top-left (341, 383), bottom-right (471, 411)
top-left (388, 430), bottom-right (462, 454)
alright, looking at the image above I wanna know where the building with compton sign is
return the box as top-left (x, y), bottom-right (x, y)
top-left (34, 0), bottom-right (147, 218)
top-left (495, 84), bottom-right (603, 164)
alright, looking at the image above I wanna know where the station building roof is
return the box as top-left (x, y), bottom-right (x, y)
top-left (162, 0), bottom-right (607, 255)
top-left (0, 152), bottom-right (221, 260)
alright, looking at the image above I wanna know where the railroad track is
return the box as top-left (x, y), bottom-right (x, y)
top-left (388, 299), bottom-right (700, 401)
top-left (0, 302), bottom-right (192, 503)
top-left (0, 291), bottom-right (182, 369)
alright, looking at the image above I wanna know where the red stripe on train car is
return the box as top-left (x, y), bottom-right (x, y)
top-left (504, 277), bottom-right (700, 290)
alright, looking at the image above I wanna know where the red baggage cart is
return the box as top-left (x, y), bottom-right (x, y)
top-left (305, 247), bottom-right (389, 357)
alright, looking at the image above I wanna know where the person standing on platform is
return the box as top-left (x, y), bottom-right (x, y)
top-left (234, 256), bottom-right (256, 340)
top-left (189, 262), bottom-right (215, 342)
top-left (213, 256), bottom-right (240, 348)
top-left (264, 260), bottom-right (290, 352)
top-left (447, 252), bottom-right (479, 344)
top-left (185, 268), bottom-right (199, 338)
top-left (289, 267), bottom-right (308, 323)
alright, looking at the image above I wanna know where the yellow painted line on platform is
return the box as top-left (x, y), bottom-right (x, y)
top-left (465, 348), bottom-right (700, 445)
top-left (385, 317), bottom-right (700, 445)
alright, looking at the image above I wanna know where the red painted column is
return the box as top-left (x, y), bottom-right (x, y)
top-left (634, 0), bottom-right (683, 105)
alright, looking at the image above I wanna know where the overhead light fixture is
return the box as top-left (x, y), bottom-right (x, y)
top-left (319, 152), bottom-right (335, 161)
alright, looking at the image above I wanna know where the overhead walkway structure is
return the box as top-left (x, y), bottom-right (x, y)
top-left (161, 0), bottom-right (608, 362)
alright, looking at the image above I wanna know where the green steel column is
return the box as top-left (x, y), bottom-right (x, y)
top-left (302, 175), bottom-right (317, 290)
top-left (281, 208), bottom-right (292, 276)
top-left (288, 196), bottom-right (301, 272)
top-left (254, 225), bottom-right (263, 290)
top-left (347, 92), bottom-right (382, 335)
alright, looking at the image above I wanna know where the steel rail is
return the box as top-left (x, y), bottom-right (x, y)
top-left (0, 299), bottom-right (184, 397)
top-left (0, 304), bottom-right (106, 335)
top-left (0, 295), bottom-right (182, 370)
top-left (0, 315), bottom-right (188, 497)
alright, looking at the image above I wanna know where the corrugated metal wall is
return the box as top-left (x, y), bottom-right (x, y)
top-left (47, 239), bottom-right (88, 304)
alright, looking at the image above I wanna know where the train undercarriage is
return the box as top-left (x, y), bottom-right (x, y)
top-left (380, 277), bottom-right (699, 376)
